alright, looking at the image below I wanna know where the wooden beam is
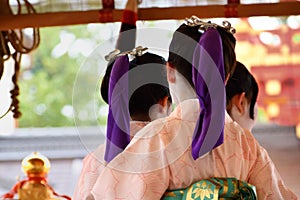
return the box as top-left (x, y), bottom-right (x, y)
top-left (138, 2), bottom-right (300, 19)
top-left (0, 10), bottom-right (123, 30)
top-left (0, 2), bottom-right (300, 30)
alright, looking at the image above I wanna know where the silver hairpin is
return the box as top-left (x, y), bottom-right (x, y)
top-left (105, 46), bottom-right (148, 62)
top-left (128, 46), bottom-right (148, 56)
top-left (185, 16), bottom-right (236, 34)
top-left (105, 49), bottom-right (121, 61)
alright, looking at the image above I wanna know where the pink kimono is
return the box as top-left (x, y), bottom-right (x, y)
top-left (91, 99), bottom-right (297, 200)
top-left (73, 121), bottom-right (148, 200)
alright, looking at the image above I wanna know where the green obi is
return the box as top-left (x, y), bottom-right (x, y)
top-left (163, 178), bottom-right (257, 200)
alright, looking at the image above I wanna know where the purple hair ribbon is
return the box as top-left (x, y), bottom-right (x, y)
top-left (191, 28), bottom-right (226, 159)
top-left (104, 55), bottom-right (131, 162)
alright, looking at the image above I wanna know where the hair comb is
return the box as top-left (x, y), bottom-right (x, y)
top-left (105, 46), bottom-right (148, 62)
top-left (185, 16), bottom-right (236, 34)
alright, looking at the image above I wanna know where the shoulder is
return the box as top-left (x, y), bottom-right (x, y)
top-left (223, 112), bottom-right (260, 154)
top-left (82, 144), bottom-right (106, 170)
top-left (225, 112), bottom-right (258, 143)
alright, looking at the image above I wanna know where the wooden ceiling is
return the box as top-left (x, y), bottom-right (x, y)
top-left (0, 0), bottom-right (300, 30)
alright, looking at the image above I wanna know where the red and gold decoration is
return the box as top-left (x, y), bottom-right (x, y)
top-left (1, 152), bottom-right (71, 200)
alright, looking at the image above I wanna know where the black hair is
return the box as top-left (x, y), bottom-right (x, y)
top-left (101, 60), bottom-right (114, 104)
top-left (226, 61), bottom-right (259, 119)
top-left (168, 23), bottom-right (237, 88)
top-left (100, 52), bottom-right (171, 121)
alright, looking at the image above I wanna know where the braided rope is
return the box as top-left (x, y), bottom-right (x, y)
top-left (0, 0), bottom-right (40, 119)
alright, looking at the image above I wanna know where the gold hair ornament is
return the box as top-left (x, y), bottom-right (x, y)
top-left (105, 46), bottom-right (148, 62)
top-left (185, 16), bottom-right (236, 34)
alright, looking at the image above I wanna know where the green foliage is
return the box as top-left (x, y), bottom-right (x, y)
top-left (18, 25), bottom-right (108, 127)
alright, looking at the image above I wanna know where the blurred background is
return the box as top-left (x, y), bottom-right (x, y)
top-left (0, 0), bottom-right (300, 198)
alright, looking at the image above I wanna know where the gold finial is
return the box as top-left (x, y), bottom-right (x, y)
top-left (21, 152), bottom-right (51, 174)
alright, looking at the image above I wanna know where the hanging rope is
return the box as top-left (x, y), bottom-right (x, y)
top-left (0, 0), bottom-right (40, 119)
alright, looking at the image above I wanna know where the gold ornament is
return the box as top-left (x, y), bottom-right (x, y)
top-left (1, 152), bottom-right (71, 200)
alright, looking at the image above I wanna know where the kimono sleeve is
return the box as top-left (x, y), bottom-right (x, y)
top-left (247, 145), bottom-right (297, 199)
top-left (73, 146), bottom-right (106, 200)
top-left (91, 165), bottom-right (169, 200)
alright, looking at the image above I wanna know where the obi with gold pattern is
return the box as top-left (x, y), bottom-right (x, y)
top-left (163, 177), bottom-right (257, 200)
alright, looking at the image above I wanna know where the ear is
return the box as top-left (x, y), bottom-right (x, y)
top-left (166, 62), bottom-right (176, 83)
top-left (232, 92), bottom-right (246, 114)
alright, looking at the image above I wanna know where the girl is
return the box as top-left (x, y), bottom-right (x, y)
top-left (90, 16), bottom-right (296, 200)
top-left (74, 1), bottom-right (172, 199)
top-left (226, 61), bottom-right (259, 131)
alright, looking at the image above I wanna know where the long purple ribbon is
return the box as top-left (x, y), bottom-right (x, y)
top-left (191, 28), bottom-right (226, 159)
top-left (104, 55), bottom-right (131, 162)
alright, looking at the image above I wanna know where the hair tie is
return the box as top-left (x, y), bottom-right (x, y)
top-left (104, 46), bottom-right (148, 162)
top-left (104, 55), bottom-right (130, 162)
top-left (191, 27), bottom-right (226, 159)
